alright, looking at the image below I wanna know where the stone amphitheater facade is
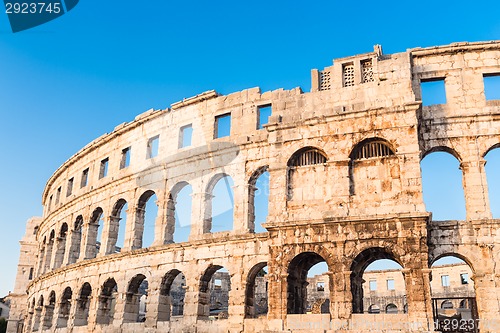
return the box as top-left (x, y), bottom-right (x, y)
top-left (7, 41), bottom-right (500, 333)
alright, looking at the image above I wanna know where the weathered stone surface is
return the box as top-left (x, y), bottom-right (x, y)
top-left (8, 40), bottom-right (500, 333)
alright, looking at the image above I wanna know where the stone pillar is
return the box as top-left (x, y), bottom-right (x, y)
top-left (112, 292), bottom-right (126, 327)
top-left (473, 270), bottom-right (500, 332)
top-left (145, 283), bottom-right (160, 327)
top-left (227, 272), bottom-right (245, 332)
top-left (103, 216), bottom-right (120, 254)
top-left (123, 205), bottom-right (140, 251)
top-left (153, 197), bottom-right (168, 246)
top-left (189, 192), bottom-right (213, 239)
top-left (330, 271), bottom-right (352, 321)
top-left (164, 196), bottom-right (175, 243)
top-left (267, 271), bottom-right (287, 321)
top-left (403, 268), bottom-right (434, 331)
top-left (461, 158), bottom-right (492, 220)
top-left (232, 183), bottom-right (248, 234)
top-left (81, 220), bottom-right (99, 259)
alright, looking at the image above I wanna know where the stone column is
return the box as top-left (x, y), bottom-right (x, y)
top-left (403, 268), bottom-right (434, 331)
top-left (231, 183), bottom-right (248, 234)
top-left (123, 205), bottom-right (140, 251)
top-left (460, 158), bottom-right (492, 220)
top-left (81, 220), bottom-right (99, 259)
top-left (189, 192), bottom-right (213, 239)
top-left (330, 271), bottom-right (352, 321)
top-left (153, 197), bottom-right (168, 246)
top-left (473, 269), bottom-right (500, 332)
top-left (112, 292), bottom-right (126, 327)
top-left (103, 216), bottom-right (120, 254)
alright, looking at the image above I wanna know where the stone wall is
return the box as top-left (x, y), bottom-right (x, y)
top-left (8, 40), bottom-right (500, 333)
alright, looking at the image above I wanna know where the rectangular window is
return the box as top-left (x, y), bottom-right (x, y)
top-left (421, 78), bottom-right (447, 106)
top-left (387, 279), bottom-right (395, 290)
top-left (147, 135), bottom-right (159, 159)
top-left (120, 147), bottom-right (131, 169)
top-left (214, 278), bottom-right (222, 289)
top-left (441, 275), bottom-right (450, 287)
top-left (29, 267), bottom-right (34, 280)
top-left (343, 63), bottom-right (355, 87)
top-left (55, 187), bottom-right (61, 205)
top-left (460, 273), bottom-right (469, 284)
top-left (257, 105), bottom-right (272, 129)
top-left (316, 282), bottom-right (325, 291)
top-left (48, 195), bottom-right (53, 210)
top-left (66, 178), bottom-right (74, 197)
top-left (361, 59), bottom-right (374, 83)
top-left (369, 280), bottom-right (377, 291)
top-left (483, 73), bottom-right (500, 100)
top-left (99, 158), bottom-right (109, 179)
top-left (81, 168), bottom-right (89, 188)
top-left (215, 113), bottom-right (231, 138)
top-left (179, 124), bottom-right (193, 148)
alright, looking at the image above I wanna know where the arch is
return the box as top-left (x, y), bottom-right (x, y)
top-left (484, 145), bottom-right (500, 218)
top-left (368, 304), bottom-right (380, 314)
top-left (421, 150), bottom-right (466, 220)
top-left (198, 265), bottom-right (231, 319)
top-left (96, 278), bottom-right (118, 325)
top-left (350, 247), bottom-right (403, 314)
top-left (350, 137), bottom-right (395, 160)
top-left (42, 230), bottom-right (56, 273)
top-left (205, 174), bottom-right (234, 233)
top-left (245, 262), bottom-right (268, 318)
top-left (386, 303), bottom-right (398, 314)
top-left (43, 291), bottom-right (56, 329)
top-left (136, 190), bottom-right (158, 249)
top-left (421, 146), bottom-right (462, 162)
top-left (86, 207), bottom-right (104, 258)
top-left (441, 300), bottom-right (453, 309)
top-left (53, 223), bottom-right (68, 269)
top-left (110, 199), bottom-right (128, 253)
top-left (287, 147), bottom-right (328, 167)
top-left (57, 287), bottom-right (72, 328)
top-left (166, 182), bottom-right (193, 243)
top-left (32, 296), bottom-right (43, 331)
top-left (69, 215), bottom-right (84, 264)
top-left (287, 252), bottom-right (329, 314)
top-left (74, 282), bottom-right (92, 327)
top-left (158, 269), bottom-right (186, 321)
top-left (124, 274), bottom-right (148, 323)
top-left (429, 252), bottom-right (476, 274)
top-left (248, 167), bottom-right (270, 233)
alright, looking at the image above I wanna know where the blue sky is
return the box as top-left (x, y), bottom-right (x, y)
top-left (0, 1), bottom-right (499, 296)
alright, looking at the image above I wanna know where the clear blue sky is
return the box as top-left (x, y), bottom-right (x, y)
top-left (1, 1), bottom-right (499, 296)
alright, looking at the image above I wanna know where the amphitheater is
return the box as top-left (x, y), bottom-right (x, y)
top-left (7, 40), bottom-right (500, 333)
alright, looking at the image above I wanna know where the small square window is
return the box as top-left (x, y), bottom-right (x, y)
top-left (55, 187), bottom-right (61, 205)
top-left (99, 158), bottom-right (109, 179)
top-left (369, 280), bottom-right (377, 291)
top-left (179, 124), bottom-right (193, 148)
top-left (387, 279), bottom-right (395, 290)
top-left (421, 78), bottom-right (447, 106)
top-left (257, 105), bottom-right (272, 129)
top-left (214, 278), bottom-right (222, 289)
top-left (460, 273), bottom-right (469, 285)
top-left (66, 178), bottom-right (74, 197)
top-left (120, 147), bottom-right (131, 169)
top-left (215, 113), bottom-right (231, 138)
top-left (483, 73), bottom-right (500, 100)
top-left (81, 168), bottom-right (89, 188)
top-left (441, 275), bottom-right (450, 287)
top-left (316, 282), bottom-right (325, 291)
top-left (147, 135), bottom-right (159, 159)
top-left (48, 195), bottom-right (53, 210)
top-left (29, 267), bottom-right (34, 280)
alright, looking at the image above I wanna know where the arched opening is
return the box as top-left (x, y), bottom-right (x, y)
top-left (287, 252), bottom-right (330, 314)
top-left (87, 207), bottom-right (104, 258)
top-left (136, 191), bottom-right (158, 248)
top-left (287, 147), bottom-right (328, 201)
top-left (421, 149), bottom-right (466, 220)
top-left (430, 255), bottom-right (478, 331)
top-left (110, 199), bottom-right (128, 253)
top-left (368, 304), bottom-right (380, 314)
top-left (248, 167), bottom-right (270, 233)
top-left (207, 175), bottom-right (234, 233)
top-left (69, 216), bottom-right (83, 264)
top-left (124, 274), bottom-right (148, 323)
top-left (386, 303), bottom-right (398, 314)
top-left (484, 146), bottom-right (500, 218)
top-left (44, 230), bottom-right (55, 273)
top-left (37, 238), bottom-right (46, 276)
top-left (351, 248), bottom-right (405, 314)
top-left (158, 269), bottom-right (186, 321)
top-left (245, 263), bottom-right (268, 318)
top-left (57, 287), bottom-right (72, 328)
top-left (26, 298), bottom-right (35, 332)
top-left (43, 291), bottom-right (56, 329)
top-left (32, 296), bottom-right (43, 331)
top-left (96, 278), bottom-right (118, 325)
top-left (198, 265), bottom-right (231, 319)
top-left (349, 138), bottom-right (397, 197)
top-left (74, 282), bottom-right (92, 327)
top-left (166, 183), bottom-right (192, 243)
top-left (53, 224), bottom-right (68, 269)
